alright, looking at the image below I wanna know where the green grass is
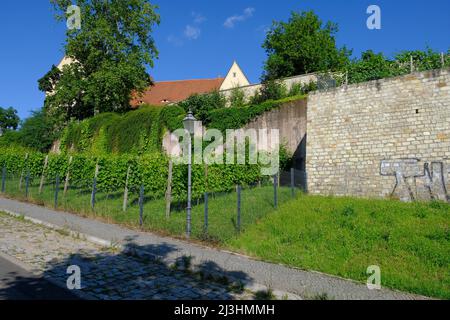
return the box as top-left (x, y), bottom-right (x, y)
top-left (227, 194), bottom-right (450, 299)
top-left (1, 176), bottom-right (292, 244)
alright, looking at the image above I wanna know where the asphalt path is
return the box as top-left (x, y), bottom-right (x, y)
top-left (0, 254), bottom-right (79, 300)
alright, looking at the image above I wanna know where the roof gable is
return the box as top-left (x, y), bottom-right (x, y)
top-left (220, 61), bottom-right (250, 91)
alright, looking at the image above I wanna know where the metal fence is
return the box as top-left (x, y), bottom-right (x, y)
top-left (0, 165), bottom-right (308, 242)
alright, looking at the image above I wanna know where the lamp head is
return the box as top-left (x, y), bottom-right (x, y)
top-left (183, 109), bottom-right (197, 135)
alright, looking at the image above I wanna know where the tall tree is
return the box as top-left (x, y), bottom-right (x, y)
top-left (262, 11), bottom-right (351, 81)
top-left (0, 107), bottom-right (20, 135)
top-left (40, 0), bottom-right (160, 124)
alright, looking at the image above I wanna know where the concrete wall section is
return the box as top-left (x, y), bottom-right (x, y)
top-left (243, 99), bottom-right (307, 170)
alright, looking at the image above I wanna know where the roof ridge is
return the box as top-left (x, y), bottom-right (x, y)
top-left (155, 78), bottom-right (224, 83)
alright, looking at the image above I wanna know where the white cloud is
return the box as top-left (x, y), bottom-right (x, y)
top-left (168, 11), bottom-right (205, 46)
top-left (184, 25), bottom-right (201, 40)
top-left (192, 11), bottom-right (206, 24)
top-left (167, 35), bottom-right (183, 47)
top-left (224, 7), bottom-right (255, 28)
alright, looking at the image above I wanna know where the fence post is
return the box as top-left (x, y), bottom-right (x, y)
top-left (274, 174), bottom-right (278, 209)
top-left (291, 168), bottom-right (295, 198)
top-left (39, 155), bottom-right (49, 194)
top-left (442, 52), bottom-right (445, 68)
top-left (91, 164), bottom-right (99, 210)
top-left (165, 159), bottom-right (173, 218)
top-left (1, 166), bottom-right (6, 193)
top-left (123, 165), bottom-right (131, 212)
top-left (237, 185), bottom-right (241, 233)
top-left (54, 174), bottom-right (60, 209)
top-left (203, 192), bottom-right (209, 234)
top-left (19, 153), bottom-right (29, 190)
top-left (304, 171), bottom-right (308, 193)
top-left (139, 184), bottom-right (144, 227)
top-left (410, 55), bottom-right (414, 73)
top-left (25, 170), bottom-right (30, 198)
top-left (91, 177), bottom-right (97, 210)
top-left (63, 156), bottom-right (73, 196)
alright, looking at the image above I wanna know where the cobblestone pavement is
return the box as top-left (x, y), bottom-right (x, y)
top-left (0, 213), bottom-right (255, 300)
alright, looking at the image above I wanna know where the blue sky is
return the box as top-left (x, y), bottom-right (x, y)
top-left (0, 0), bottom-right (449, 120)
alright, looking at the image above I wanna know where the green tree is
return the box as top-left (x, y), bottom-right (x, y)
top-left (0, 107), bottom-right (20, 135)
top-left (394, 47), bottom-right (449, 72)
top-left (347, 50), bottom-right (395, 84)
top-left (38, 65), bottom-right (61, 93)
top-left (250, 80), bottom-right (288, 105)
top-left (262, 11), bottom-right (351, 81)
top-left (178, 91), bottom-right (226, 123)
top-left (19, 110), bottom-right (58, 152)
top-left (229, 87), bottom-right (246, 108)
top-left (41, 0), bottom-right (160, 123)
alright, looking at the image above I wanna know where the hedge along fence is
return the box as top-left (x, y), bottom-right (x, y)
top-left (0, 147), bottom-right (263, 201)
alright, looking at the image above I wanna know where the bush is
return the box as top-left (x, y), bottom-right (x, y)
top-left (0, 147), bottom-right (263, 200)
top-left (347, 48), bottom-right (450, 85)
top-left (250, 80), bottom-right (288, 105)
top-left (229, 87), bottom-right (246, 108)
top-left (0, 130), bottom-right (22, 148)
top-left (178, 91), bottom-right (226, 123)
top-left (208, 96), bottom-right (305, 133)
top-left (159, 104), bottom-right (185, 132)
top-left (60, 105), bottom-right (163, 155)
top-left (18, 110), bottom-right (58, 153)
top-left (106, 106), bottom-right (162, 155)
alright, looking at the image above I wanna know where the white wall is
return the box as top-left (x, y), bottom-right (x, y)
top-left (220, 61), bottom-right (250, 91)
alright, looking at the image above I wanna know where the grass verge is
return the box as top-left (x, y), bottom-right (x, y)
top-left (227, 194), bottom-right (450, 299)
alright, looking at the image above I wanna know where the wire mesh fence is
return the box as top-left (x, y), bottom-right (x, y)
top-left (0, 165), bottom-right (307, 243)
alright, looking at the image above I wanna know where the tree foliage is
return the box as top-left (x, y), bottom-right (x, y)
top-left (19, 110), bottom-right (58, 152)
top-left (0, 107), bottom-right (20, 134)
top-left (347, 48), bottom-right (450, 84)
top-left (178, 91), bottom-right (226, 123)
top-left (38, 65), bottom-right (61, 93)
top-left (262, 11), bottom-right (351, 81)
top-left (40, 0), bottom-right (160, 124)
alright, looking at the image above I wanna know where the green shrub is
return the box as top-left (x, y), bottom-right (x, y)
top-left (159, 104), bottom-right (185, 132)
top-left (178, 91), bottom-right (226, 122)
top-left (0, 147), bottom-right (263, 200)
top-left (207, 96), bottom-right (305, 132)
top-left (347, 48), bottom-right (449, 85)
top-left (229, 87), bottom-right (246, 108)
top-left (60, 105), bottom-right (163, 155)
top-left (106, 105), bottom-right (162, 155)
top-left (17, 110), bottom-right (58, 152)
top-left (250, 80), bottom-right (288, 105)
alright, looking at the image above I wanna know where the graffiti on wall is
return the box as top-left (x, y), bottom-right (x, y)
top-left (380, 158), bottom-right (450, 202)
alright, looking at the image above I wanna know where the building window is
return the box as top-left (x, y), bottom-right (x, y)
top-left (233, 72), bottom-right (237, 78)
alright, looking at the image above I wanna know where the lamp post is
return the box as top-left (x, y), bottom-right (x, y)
top-left (183, 109), bottom-right (197, 239)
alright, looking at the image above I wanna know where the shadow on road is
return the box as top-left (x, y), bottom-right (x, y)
top-left (0, 237), bottom-right (253, 300)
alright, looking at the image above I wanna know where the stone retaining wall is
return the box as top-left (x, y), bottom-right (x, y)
top-left (306, 68), bottom-right (450, 201)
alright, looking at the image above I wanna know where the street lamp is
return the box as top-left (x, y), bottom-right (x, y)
top-left (183, 109), bottom-right (197, 238)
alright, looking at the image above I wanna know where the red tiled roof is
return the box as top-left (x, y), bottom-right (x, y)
top-left (131, 78), bottom-right (225, 107)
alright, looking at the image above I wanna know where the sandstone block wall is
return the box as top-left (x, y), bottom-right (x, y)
top-left (306, 68), bottom-right (450, 201)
